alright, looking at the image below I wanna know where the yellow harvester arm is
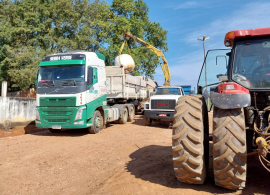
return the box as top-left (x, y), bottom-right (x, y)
top-left (124, 32), bottom-right (171, 86)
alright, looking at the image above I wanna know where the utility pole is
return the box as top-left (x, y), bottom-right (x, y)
top-left (197, 35), bottom-right (209, 108)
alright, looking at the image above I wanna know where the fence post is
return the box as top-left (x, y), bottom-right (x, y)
top-left (1, 81), bottom-right (7, 97)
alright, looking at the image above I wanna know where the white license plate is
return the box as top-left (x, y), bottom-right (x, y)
top-left (52, 125), bottom-right (61, 129)
top-left (159, 114), bottom-right (167, 117)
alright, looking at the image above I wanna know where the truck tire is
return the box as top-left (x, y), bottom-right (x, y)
top-left (144, 116), bottom-right (152, 126)
top-left (172, 95), bottom-right (207, 184)
top-left (119, 107), bottom-right (128, 124)
top-left (128, 106), bottom-right (135, 122)
top-left (213, 107), bottom-right (246, 190)
top-left (88, 110), bottom-right (103, 134)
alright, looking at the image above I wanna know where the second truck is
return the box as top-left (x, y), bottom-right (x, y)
top-left (123, 32), bottom-right (185, 125)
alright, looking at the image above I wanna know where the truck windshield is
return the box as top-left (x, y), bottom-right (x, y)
top-left (233, 40), bottom-right (270, 88)
top-left (38, 65), bottom-right (85, 83)
top-left (154, 88), bottom-right (181, 95)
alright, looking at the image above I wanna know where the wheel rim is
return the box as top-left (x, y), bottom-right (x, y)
top-left (131, 108), bottom-right (134, 116)
top-left (95, 116), bottom-right (101, 128)
top-left (124, 110), bottom-right (127, 120)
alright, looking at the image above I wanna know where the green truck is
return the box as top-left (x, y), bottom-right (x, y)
top-left (35, 50), bottom-right (156, 133)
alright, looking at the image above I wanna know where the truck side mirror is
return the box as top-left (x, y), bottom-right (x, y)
top-left (93, 68), bottom-right (98, 84)
top-left (88, 67), bottom-right (93, 86)
top-left (88, 67), bottom-right (98, 87)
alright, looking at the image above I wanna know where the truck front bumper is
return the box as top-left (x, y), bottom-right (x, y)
top-left (144, 110), bottom-right (174, 120)
top-left (35, 121), bottom-right (90, 129)
top-left (35, 106), bottom-right (92, 129)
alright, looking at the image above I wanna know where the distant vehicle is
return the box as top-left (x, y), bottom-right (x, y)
top-left (143, 86), bottom-right (184, 125)
top-left (180, 85), bottom-right (195, 95)
top-left (123, 33), bottom-right (186, 124)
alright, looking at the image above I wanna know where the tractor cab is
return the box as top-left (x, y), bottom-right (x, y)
top-left (173, 27), bottom-right (270, 191)
top-left (198, 27), bottom-right (270, 110)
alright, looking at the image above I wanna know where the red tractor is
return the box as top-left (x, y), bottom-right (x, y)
top-left (172, 27), bottom-right (270, 190)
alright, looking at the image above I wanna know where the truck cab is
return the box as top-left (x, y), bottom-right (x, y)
top-left (35, 50), bottom-right (150, 134)
top-left (35, 51), bottom-right (108, 133)
top-left (143, 86), bottom-right (184, 125)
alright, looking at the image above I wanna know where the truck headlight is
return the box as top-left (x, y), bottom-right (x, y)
top-left (35, 108), bottom-right (40, 120)
top-left (145, 103), bottom-right (149, 109)
top-left (75, 107), bottom-right (85, 121)
top-left (74, 121), bottom-right (84, 125)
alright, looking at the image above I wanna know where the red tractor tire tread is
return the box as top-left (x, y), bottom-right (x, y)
top-left (213, 107), bottom-right (247, 190)
top-left (172, 95), bottom-right (207, 184)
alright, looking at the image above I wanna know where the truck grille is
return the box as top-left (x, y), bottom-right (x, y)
top-left (40, 107), bottom-right (75, 125)
top-left (47, 119), bottom-right (69, 123)
top-left (40, 97), bottom-right (76, 107)
top-left (151, 100), bottom-right (176, 110)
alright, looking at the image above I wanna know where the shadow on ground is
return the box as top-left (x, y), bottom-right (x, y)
top-left (131, 115), bottom-right (172, 129)
top-left (29, 120), bottom-right (122, 137)
top-left (126, 145), bottom-right (270, 195)
top-left (32, 128), bottom-right (91, 137)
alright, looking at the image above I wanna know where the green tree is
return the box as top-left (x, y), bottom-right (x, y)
top-left (0, 0), bottom-right (111, 90)
top-left (0, 0), bottom-right (167, 90)
top-left (103, 0), bottom-right (168, 79)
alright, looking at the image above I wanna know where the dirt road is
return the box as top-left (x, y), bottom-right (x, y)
top-left (0, 115), bottom-right (269, 195)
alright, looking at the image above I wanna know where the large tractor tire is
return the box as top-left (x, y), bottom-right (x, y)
top-left (172, 95), bottom-right (208, 184)
top-left (213, 107), bottom-right (247, 190)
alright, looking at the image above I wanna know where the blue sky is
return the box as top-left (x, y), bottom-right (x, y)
top-left (107, 0), bottom-right (270, 89)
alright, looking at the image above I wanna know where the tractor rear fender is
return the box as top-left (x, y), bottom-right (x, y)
top-left (210, 86), bottom-right (251, 109)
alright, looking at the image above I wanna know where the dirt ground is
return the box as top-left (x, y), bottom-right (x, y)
top-left (0, 114), bottom-right (269, 195)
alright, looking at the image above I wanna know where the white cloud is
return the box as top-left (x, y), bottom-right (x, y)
top-left (184, 2), bottom-right (270, 48)
top-left (174, 1), bottom-right (199, 10)
top-left (172, 1), bottom-right (224, 10)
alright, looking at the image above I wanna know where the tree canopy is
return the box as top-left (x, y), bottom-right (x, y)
top-left (0, 0), bottom-right (168, 90)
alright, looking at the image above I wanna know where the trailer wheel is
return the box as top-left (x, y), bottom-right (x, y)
top-left (128, 106), bottom-right (135, 122)
top-left (88, 110), bottom-right (103, 134)
top-left (172, 95), bottom-right (207, 184)
top-left (119, 107), bottom-right (128, 124)
top-left (213, 107), bottom-right (246, 190)
top-left (48, 128), bottom-right (60, 133)
top-left (144, 116), bottom-right (152, 126)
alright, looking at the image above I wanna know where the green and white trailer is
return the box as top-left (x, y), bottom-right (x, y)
top-left (35, 50), bottom-right (155, 133)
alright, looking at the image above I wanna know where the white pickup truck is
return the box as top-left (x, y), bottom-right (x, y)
top-left (143, 86), bottom-right (184, 125)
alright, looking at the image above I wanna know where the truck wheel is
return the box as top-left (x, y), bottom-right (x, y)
top-left (213, 107), bottom-right (246, 190)
top-left (128, 106), bottom-right (135, 122)
top-left (144, 116), bottom-right (152, 126)
top-left (172, 95), bottom-right (207, 184)
top-left (48, 128), bottom-right (60, 133)
top-left (88, 110), bottom-right (103, 134)
top-left (119, 107), bottom-right (128, 124)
